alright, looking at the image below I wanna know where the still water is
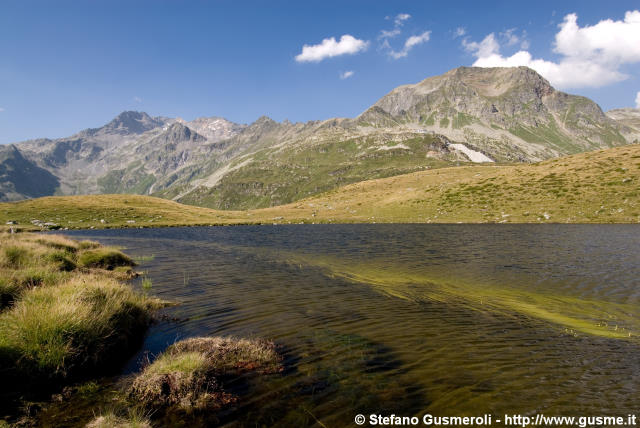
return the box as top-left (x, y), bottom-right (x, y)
top-left (64, 224), bottom-right (639, 426)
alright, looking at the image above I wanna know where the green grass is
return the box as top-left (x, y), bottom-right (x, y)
top-left (0, 275), bottom-right (152, 377)
top-left (145, 351), bottom-right (208, 376)
top-left (78, 248), bottom-right (135, 270)
top-left (141, 276), bottom-right (152, 290)
top-left (0, 232), bottom-right (165, 409)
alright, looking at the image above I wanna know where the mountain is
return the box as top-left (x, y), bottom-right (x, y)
top-left (0, 145), bottom-right (59, 201)
top-left (606, 108), bottom-right (640, 140)
top-left (86, 111), bottom-right (168, 136)
top-left (359, 66), bottom-right (630, 161)
top-left (173, 67), bottom-right (635, 209)
top-left (1, 66), bottom-right (637, 207)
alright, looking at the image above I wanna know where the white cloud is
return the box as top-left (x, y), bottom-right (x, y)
top-left (340, 70), bottom-right (355, 79)
top-left (394, 13), bottom-right (411, 27)
top-left (453, 27), bottom-right (466, 38)
top-left (463, 33), bottom-right (500, 58)
top-left (501, 28), bottom-right (520, 46)
top-left (380, 13), bottom-right (411, 41)
top-left (295, 34), bottom-right (369, 63)
top-left (463, 10), bottom-right (640, 89)
top-left (636, 91), bottom-right (640, 108)
top-left (133, 96), bottom-right (142, 103)
top-left (0, 107), bottom-right (4, 112)
top-left (389, 31), bottom-right (431, 59)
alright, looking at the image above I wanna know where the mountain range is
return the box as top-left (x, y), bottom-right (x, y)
top-left (1, 66), bottom-right (639, 209)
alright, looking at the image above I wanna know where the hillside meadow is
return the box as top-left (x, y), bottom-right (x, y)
top-left (1, 144), bottom-right (639, 229)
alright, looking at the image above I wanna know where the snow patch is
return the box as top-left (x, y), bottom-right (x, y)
top-left (449, 143), bottom-right (494, 163)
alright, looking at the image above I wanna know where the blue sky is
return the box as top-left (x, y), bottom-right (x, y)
top-left (1, 0), bottom-right (639, 143)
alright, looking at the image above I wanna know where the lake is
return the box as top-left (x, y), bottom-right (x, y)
top-left (61, 224), bottom-right (640, 426)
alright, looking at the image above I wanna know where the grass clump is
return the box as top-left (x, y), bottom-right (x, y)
top-left (168, 337), bottom-right (283, 374)
top-left (130, 351), bottom-right (229, 410)
top-left (0, 279), bottom-right (21, 309)
top-left (0, 231), bottom-right (165, 422)
top-left (78, 249), bottom-right (135, 270)
top-left (0, 274), bottom-right (155, 379)
top-left (130, 337), bottom-right (282, 411)
top-left (46, 250), bottom-right (77, 272)
top-left (3, 246), bottom-right (29, 268)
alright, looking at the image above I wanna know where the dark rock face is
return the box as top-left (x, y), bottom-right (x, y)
top-left (0, 145), bottom-right (60, 201)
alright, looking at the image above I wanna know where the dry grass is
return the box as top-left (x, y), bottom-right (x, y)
top-left (130, 336), bottom-right (281, 411)
top-left (168, 336), bottom-right (283, 375)
top-left (85, 411), bottom-right (151, 428)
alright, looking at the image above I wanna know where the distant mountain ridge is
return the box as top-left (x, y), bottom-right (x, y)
top-left (1, 66), bottom-right (638, 207)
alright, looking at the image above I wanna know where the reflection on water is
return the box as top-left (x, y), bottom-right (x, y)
top-left (62, 225), bottom-right (640, 425)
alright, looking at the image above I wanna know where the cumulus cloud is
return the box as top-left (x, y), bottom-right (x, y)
top-left (636, 91), bottom-right (640, 109)
top-left (340, 70), bottom-right (355, 79)
top-left (389, 31), bottom-right (431, 59)
top-left (295, 34), bottom-right (369, 63)
top-left (463, 10), bottom-right (640, 89)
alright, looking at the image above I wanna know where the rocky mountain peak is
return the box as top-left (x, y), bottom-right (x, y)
top-left (254, 116), bottom-right (277, 125)
top-left (185, 116), bottom-right (246, 142)
top-left (151, 122), bottom-right (206, 146)
top-left (84, 111), bottom-right (166, 136)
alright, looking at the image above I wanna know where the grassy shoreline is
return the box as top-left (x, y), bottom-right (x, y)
top-left (0, 232), bottom-right (165, 423)
top-left (1, 144), bottom-right (639, 228)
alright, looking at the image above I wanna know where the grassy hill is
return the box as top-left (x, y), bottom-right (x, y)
top-left (1, 144), bottom-right (639, 229)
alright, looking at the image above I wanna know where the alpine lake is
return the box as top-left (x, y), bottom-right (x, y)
top-left (42, 224), bottom-right (640, 426)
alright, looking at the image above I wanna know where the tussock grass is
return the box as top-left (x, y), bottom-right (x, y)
top-left (168, 337), bottom-right (283, 374)
top-left (0, 274), bottom-right (155, 378)
top-left (131, 351), bottom-right (228, 410)
top-left (0, 236), bottom-right (76, 308)
top-left (78, 249), bottom-right (135, 270)
top-left (130, 336), bottom-right (281, 410)
top-left (0, 232), bottom-right (164, 406)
